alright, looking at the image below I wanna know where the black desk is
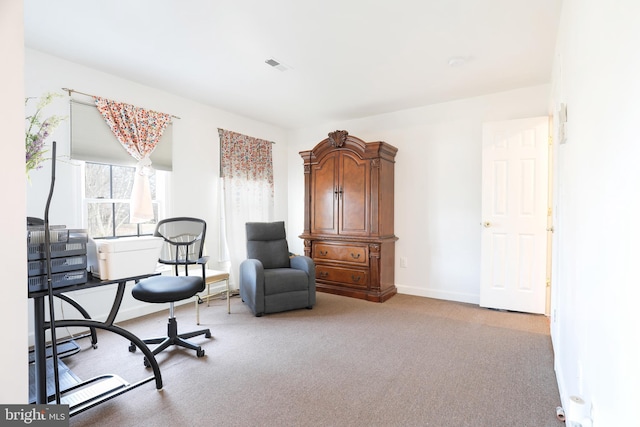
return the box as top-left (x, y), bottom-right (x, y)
top-left (29, 274), bottom-right (163, 416)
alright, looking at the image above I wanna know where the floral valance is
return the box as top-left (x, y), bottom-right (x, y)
top-left (94, 97), bottom-right (172, 162)
top-left (218, 128), bottom-right (274, 187)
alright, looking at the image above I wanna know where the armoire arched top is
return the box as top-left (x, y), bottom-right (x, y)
top-left (300, 130), bottom-right (398, 165)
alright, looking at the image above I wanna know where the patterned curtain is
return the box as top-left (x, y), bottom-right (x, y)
top-left (218, 129), bottom-right (274, 288)
top-left (95, 97), bottom-right (172, 223)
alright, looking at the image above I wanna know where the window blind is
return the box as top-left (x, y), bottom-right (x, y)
top-left (70, 100), bottom-right (173, 171)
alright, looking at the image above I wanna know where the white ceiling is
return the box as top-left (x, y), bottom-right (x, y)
top-left (24, 0), bottom-right (562, 129)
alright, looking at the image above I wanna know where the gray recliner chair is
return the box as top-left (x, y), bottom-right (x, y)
top-left (239, 221), bottom-right (316, 317)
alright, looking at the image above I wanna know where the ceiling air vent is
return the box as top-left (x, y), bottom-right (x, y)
top-left (265, 58), bottom-right (291, 72)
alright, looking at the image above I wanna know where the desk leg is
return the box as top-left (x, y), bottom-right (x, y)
top-left (105, 281), bottom-right (128, 326)
top-left (33, 295), bottom-right (47, 404)
top-left (56, 293), bottom-right (98, 347)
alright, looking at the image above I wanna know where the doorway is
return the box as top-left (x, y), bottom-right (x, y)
top-left (480, 117), bottom-right (549, 314)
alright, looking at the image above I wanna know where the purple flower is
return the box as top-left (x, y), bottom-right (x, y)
top-left (25, 93), bottom-right (67, 176)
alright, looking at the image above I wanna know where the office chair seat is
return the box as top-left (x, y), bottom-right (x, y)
top-left (132, 275), bottom-right (203, 303)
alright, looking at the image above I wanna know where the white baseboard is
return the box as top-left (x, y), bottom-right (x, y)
top-left (396, 284), bottom-right (480, 305)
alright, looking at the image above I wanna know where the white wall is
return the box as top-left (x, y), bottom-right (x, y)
top-left (0, 0), bottom-right (28, 404)
top-left (549, 1), bottom-right (640, 425)
top-left (287, 85), bottom-right (550, 304)
top-left (24, 49), bottom-right (289, 344)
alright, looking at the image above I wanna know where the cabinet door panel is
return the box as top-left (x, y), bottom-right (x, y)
top-left (339, 152), bottom-right (369, 235)
top-left (311, 153), bottom-right (338, 234)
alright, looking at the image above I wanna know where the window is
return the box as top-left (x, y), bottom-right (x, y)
top-left (83, 162), bottom-right (165, 238)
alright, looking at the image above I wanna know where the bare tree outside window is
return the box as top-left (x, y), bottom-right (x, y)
top-left (85, 162), bottom-right (159, 238)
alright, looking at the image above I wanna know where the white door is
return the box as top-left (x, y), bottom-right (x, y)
top-left (480, 117), bottom-right (549, 314)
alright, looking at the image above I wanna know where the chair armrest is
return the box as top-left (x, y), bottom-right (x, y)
top-left (239, 259), bottom-right (265, 315)
top-left (240, 259), bottom-right (264, 286)
top-left (161, 255), bottom-right (209, 266)
top-left (290, 256), bottom-right (316, 306)
top-left (290, 255), bottom-right (314, 275)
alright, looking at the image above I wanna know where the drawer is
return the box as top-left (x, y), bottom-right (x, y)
top-left (313, 242), bottom-right (368, 265)
top-left (316, 264), bottom-right (368, 289)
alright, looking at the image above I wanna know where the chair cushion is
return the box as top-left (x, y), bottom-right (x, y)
top-left (263, 268), bottom-right (309, 295)
top-left (132, 275), bottom-right (204, 303)
top-left (248, 240), bottom-right (290, 269)
top-left (246, 222), bottom-right (290, 269)
top-left (246, 221), bottom-right (286, 241)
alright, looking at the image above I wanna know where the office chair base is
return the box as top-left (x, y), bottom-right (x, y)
top-left (128, 317), bottom-right (211, 366)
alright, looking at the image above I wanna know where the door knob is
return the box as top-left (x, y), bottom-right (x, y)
top-left (483, 222), bottom-right (492, 228)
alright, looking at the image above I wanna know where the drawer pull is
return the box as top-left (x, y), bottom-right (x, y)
top-left (318, 250), bottom-right (328, 256)
top-left (351, 275), bottom-right (361, 282)
top-left (318, 271), bottom-right (329, 279)
top-left (350, 253), bottom-right (361, 260)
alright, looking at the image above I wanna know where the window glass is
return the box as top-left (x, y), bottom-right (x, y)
top-left (84, 162), bottom-right (162, 238)
top-left (87, 202), bottom-right (113, 238)
top-left (111, 165), bottom-right (134, 199)
top-left (85, 163), bottom-right (111, 199)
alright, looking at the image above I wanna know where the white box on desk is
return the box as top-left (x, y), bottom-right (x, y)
top-left (90, 236), bottom-right (164, 280)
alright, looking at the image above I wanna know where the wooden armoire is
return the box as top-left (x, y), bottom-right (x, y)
top-left (299, 130), bottom-right (398, 302)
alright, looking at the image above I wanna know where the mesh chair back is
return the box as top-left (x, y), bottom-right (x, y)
top-left (155, 218), bottom-right (206, 269)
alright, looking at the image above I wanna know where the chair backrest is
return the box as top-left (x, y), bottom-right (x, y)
top-left (246, 221), bottom-right (291, 269)
top-left (155, 217), bottom-right (206, 268)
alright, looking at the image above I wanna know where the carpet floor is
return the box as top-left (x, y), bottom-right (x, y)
top-left (62, 291), bottom-right (564, 427)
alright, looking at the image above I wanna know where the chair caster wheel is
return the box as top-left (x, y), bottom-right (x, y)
top-left (143, 357), bottom-right (150, 368)
top-left (129, 344), bottom-right (136, 352)
top-left (205, 331), bottom-right (211, 338)
top-left (197, 349), bottom-right (205, 357)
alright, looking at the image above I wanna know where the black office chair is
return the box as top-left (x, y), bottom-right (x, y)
top-left (129, 217), bottom-right (211, 364)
